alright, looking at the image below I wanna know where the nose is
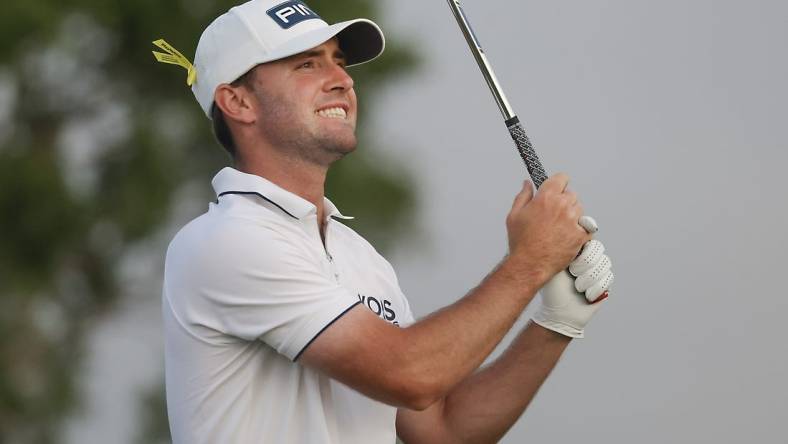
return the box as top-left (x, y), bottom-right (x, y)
top-left (325, 63), bottom-right (354, 92)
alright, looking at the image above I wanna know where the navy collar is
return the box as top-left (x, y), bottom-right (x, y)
top-left (212, 167), bottom-right (353, 220)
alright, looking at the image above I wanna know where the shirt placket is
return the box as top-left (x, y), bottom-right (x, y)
top-left (323, 218), bottom-right (341, 283)
top-left (304, 215), bottom-right (340, 284)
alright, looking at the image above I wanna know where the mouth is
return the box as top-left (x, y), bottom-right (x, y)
top-left (315, 104), bottom-right (349, 120)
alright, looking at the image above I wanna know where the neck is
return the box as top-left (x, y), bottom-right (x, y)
top-left (235, 151), bottom-right (329, 231)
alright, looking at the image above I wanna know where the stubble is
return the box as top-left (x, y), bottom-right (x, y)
top-left (251, 87), bottom-right (357, 168)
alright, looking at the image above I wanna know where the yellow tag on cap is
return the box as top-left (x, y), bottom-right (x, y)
top-left (151, 39), bottom-right (197, 86)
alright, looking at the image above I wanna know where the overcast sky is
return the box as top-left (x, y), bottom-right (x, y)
top-left (67, 1), bottom-right (788, 443)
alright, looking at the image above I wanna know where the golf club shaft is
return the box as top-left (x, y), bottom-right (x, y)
top-left (446, 0), bottom-right (549, 188)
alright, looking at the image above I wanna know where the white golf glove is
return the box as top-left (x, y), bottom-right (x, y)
top-left (532, 239), bottom-right (614, 338)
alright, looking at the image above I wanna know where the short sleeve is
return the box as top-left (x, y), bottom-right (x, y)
top-left (398, 293), bottom-right (416, 327)
top-left (165, 216), bottom-right (361, 361)
top-left (378, 251), bottom-right (416, 327)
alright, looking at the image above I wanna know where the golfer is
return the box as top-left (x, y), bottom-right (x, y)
top-left (159, 1), bottom-right (615, 442)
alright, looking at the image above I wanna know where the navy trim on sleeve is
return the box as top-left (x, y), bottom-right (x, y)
top-left (293, 301), bottom-right (363, 362)
top-left (218, 191), bottom-right (299, 220)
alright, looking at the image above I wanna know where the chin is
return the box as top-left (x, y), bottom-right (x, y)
top-left (338, 134), bottom-right (358, 152)
top-left (329, 138), bottom-right (358, 160)
top-left (326, 129), bottom-right (357, 153)
top-left (310, 133), bottom-right (356, 165)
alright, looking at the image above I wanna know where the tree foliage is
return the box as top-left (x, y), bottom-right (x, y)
top-left (0, 0), bottom-right (418, 441)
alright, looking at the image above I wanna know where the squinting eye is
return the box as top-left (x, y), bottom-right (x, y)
top-left (298, 61), bottom-right (313, 69)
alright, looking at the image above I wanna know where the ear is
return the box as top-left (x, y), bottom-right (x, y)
top-left (214, 83), bottom-right (257, 124)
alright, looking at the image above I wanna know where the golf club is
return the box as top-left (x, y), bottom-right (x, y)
top-left (445, 0), bottom-right (549, 189)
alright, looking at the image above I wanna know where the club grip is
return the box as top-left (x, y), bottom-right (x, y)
top-left (506, 116), bottom-right (548, 188)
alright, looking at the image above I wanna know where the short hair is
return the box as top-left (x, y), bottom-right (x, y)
top-left (210, 70), bottom-right (255, 158)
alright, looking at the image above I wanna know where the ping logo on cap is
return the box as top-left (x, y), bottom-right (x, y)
top-left (267, 1), bottom-right (321, 29)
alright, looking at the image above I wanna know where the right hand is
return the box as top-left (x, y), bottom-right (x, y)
top-left (505, 173), bottom-right (591, 286)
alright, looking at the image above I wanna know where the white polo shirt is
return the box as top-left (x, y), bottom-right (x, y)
top-left (163, 167), bottom-right (415, 444)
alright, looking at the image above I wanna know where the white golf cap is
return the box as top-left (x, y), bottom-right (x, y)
top-left (191, 0), bottom-right (385, 117)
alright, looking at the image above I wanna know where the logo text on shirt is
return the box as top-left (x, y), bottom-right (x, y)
top-left (358, 293), bottom-right (399, 326)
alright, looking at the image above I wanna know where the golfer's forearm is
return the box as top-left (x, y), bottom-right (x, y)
top-left (398, 257), bottom-right (545, 407)
top-left (299, 255), bottom-right (547, 410)
top-left (438, 322), bottom-right (570, 443)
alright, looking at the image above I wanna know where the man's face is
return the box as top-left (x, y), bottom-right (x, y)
top-left (246, 38), bottom-right (358, 166)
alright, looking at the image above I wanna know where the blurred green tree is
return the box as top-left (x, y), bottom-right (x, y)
top-left (0, 0), bottom-right (418, 442)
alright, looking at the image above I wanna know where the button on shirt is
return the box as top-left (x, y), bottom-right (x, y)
top-left (163, 167), bottom-right (415, 444)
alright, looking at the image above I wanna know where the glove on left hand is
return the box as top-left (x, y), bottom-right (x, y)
top-left (532, 239), bottom-right (614, 338)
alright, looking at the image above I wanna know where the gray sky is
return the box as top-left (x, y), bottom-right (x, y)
top-left (66, 1), bottom-right (788, 442)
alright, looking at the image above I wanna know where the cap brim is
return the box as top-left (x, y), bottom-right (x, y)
top-left (260, 18), bottom-right (384, 68)
top-left (335, 19), bottom-right (385, 66)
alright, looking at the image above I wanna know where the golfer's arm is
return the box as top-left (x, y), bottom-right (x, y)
top-left (298, 257), bottom-right (544, 410)
top-left (396, 321), bottom-right (571, 444)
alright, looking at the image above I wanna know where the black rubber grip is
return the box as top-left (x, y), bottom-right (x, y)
top-left (505, 116), bottom-right (548, 188)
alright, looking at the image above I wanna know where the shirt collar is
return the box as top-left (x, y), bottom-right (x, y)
top-left (212, 167), bottom-right (353, 220)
